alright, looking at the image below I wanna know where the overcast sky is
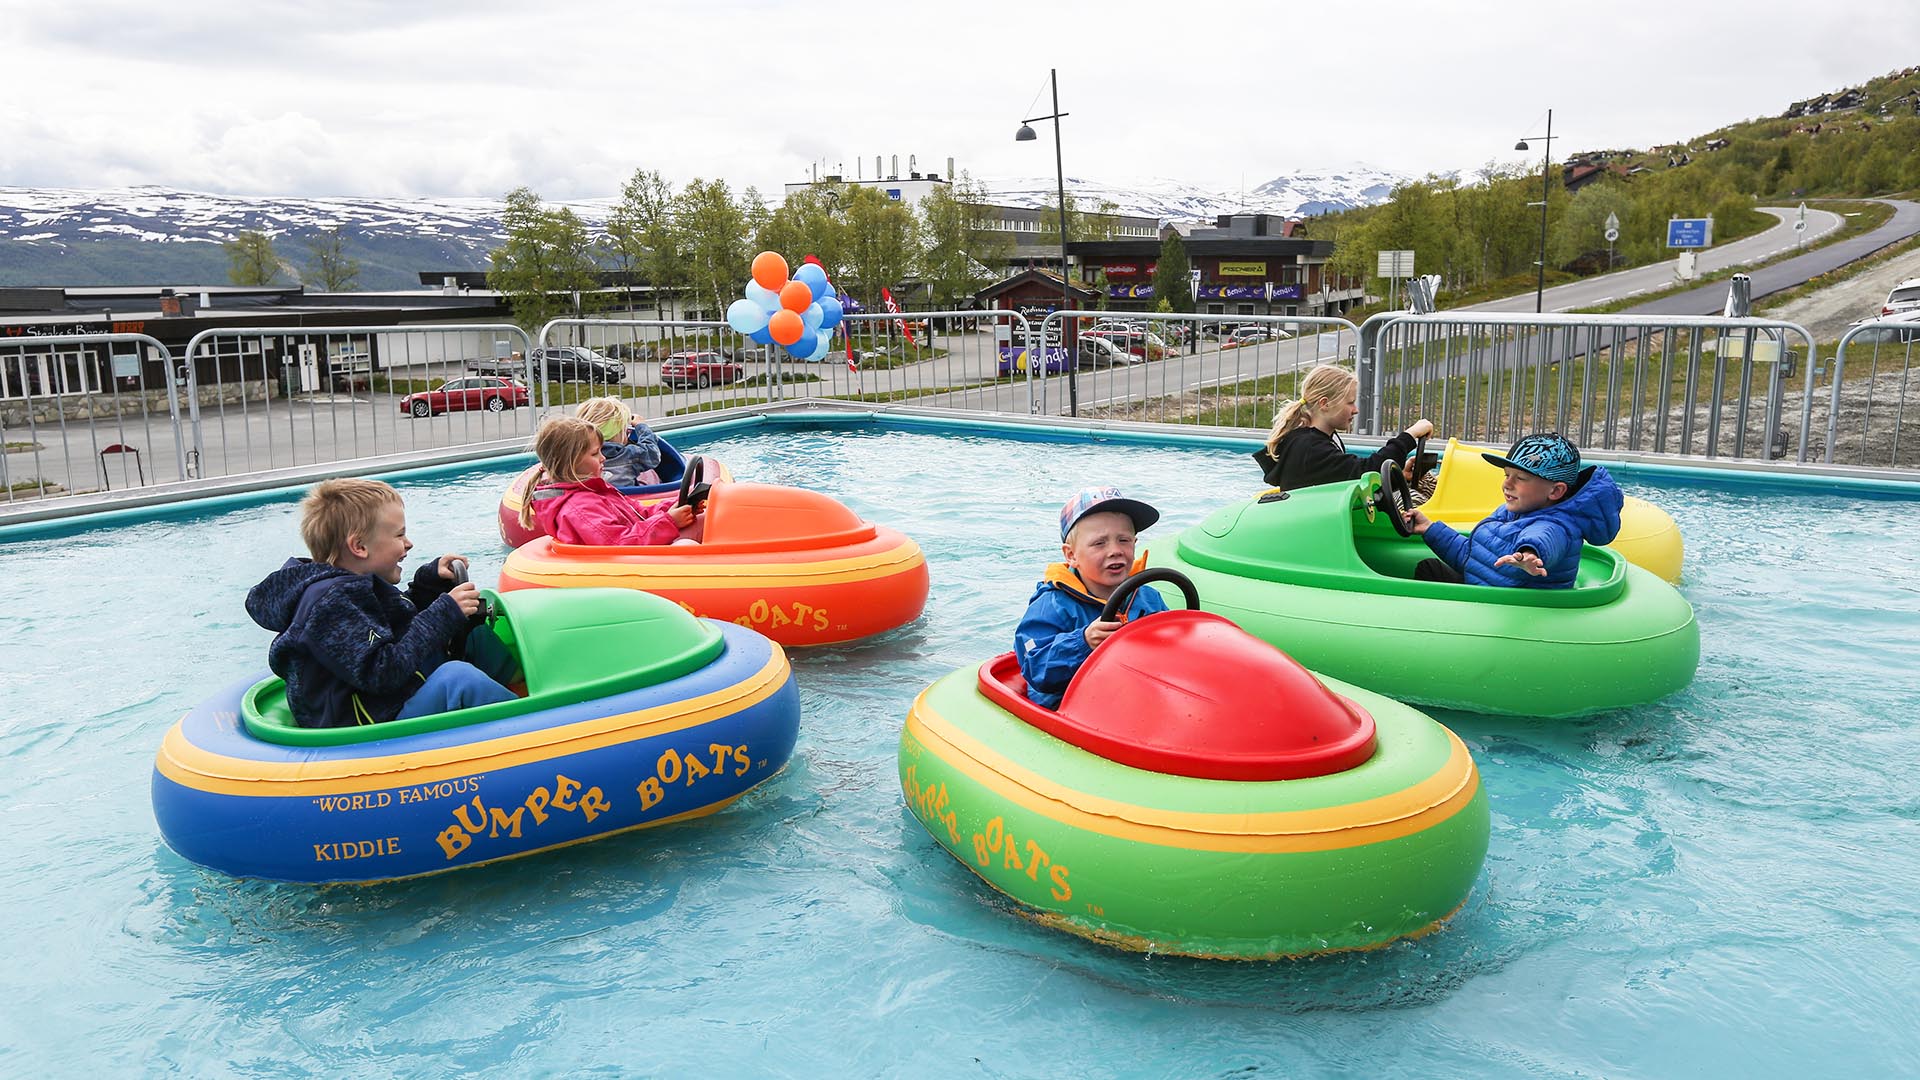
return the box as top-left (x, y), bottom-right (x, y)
top-left (7, 0), bottom-right (1917, 201)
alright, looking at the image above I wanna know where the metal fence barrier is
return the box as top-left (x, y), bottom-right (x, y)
top-left (7, 304), bottom-right (1919, 514)
top-left (1030, 310), bottom-right (1360, 423)
top-left (538, 310), bottom-right (1039, 420)
top-left (1359, 312), bottom-right (1815, 462)
top-left (2, 332), bottom-right (183, 503)
top-left (1813, 320), bottom-right (1919, 468)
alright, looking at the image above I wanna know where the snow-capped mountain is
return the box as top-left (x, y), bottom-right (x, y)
top-left (984, 164), bottom-right (1414, 222)
top-left (0, 169), bottom-right (1412, 290)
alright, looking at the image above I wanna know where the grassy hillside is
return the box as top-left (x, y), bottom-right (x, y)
top-left (1305, 65), bottom-right (1920, 303)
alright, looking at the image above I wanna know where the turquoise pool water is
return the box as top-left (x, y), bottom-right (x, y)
top-left (2, 422), bottom-right (1916, 1077)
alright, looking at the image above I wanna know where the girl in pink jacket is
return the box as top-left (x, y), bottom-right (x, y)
top-left (520, 417), bottom-right (700, 546)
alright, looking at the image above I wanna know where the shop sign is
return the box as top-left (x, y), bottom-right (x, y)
top-left (1218, 261), bottom-right (1267, 277)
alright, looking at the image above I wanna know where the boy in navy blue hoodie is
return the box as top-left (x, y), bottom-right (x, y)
top-left (246, 478), bottom-right (517, 728)
top-left (1405, 433), bottom-right (1623, 588)
top-left (1014, 486), bottom-right (1170, 709)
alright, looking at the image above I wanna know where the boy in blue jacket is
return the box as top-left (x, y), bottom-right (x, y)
top-left (246, 478), bottom-right (518, 728)
top-left (1405, 433), bottom-right (1623, 588)
top-left (1015, 487), bottom-right (1170, 709)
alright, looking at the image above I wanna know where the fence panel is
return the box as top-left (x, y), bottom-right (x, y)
top-left (177, 324), bottom-right (536, 483)
top-left (1362, 313), bottom-right (1812, 461)
top-left (542, 311), bottom-right (1037, 420)
top-left (0, 332), bottom-right (182, 503)
top-left (1810, 321), bottom-right (1920, 467)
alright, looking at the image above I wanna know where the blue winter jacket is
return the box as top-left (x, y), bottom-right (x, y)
top-left (1014, 563), bottom-right (1170, 709)
top-left (1421, 466), bottom-right (1625, 588)
top-left (601, 422), bottom-right (665, 487)
top-left (245, 559), bottom-right (468, 728)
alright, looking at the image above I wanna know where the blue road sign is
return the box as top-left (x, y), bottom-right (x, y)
top-left (1667, 218), bottom-right (1712, 248)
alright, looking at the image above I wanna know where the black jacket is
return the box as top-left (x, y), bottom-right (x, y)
top-left (1253, 427), bottom-right (1417, 491)
top-left (245, 559), bottom-right (466, 728)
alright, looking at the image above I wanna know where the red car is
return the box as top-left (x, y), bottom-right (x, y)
top-left (399, 376), bottom-right (529, 418)
top-left (659, 351), bottom-right (744, 389)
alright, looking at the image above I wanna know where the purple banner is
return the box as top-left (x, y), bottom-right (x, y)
top-left (1108, 283), bottom-right (1307, 300)
top-left (996, 344), bottom-right (1071, 375)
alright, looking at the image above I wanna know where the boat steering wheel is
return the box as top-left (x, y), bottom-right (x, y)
top-left (1407, 433), bottom-right (1433, 487)
top-left (677, 455), bottom-right (712, 515)
top-left (1099, 567), bottom-right (1201, 622)
top-left (444, 558), bottom-right (494, 659)
top-left (1375, 462), bottom-right (1416, 538)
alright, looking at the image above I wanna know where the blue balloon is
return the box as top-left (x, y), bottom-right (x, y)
top-left (805, 334), bottom-right (833, 362)
top-left (726, 298), bottom-right (768, 334)
top-left (794, 263), bottom-right (829, 301)
top-left (744, 280), bottom-right (781, 313)
top-left (748, 325), bottom-right (774, 346)
top-left (787, 329), bottom-right (817, 358)
top-left (816, 295), bottom-right (843, 331)
top-left (801, 302), bottom-right (823, 331)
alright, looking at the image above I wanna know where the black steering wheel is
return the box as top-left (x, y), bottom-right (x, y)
top-left (677, 454), bottom-right (711, 514)
top-left (1407, 433), bottom-right (1433, 487)
top-left (1375, 462), bottom-right (1415, 537)
top-left (1098, 567), bottom-right (1200, 623)
top-left (444, 558), bottom-right (493, 659)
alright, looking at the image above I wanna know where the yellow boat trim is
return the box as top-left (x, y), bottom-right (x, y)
top-left (156, 650), bottom-right (791, 797)
top-left (504, 539), bottom-right (925, 591)
top-left (904, 688), bottom-right (1478, 853)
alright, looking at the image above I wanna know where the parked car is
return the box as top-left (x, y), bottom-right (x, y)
top-left (1084, 328), bottom-right (1169, 360)
top-left (1882, 278), bottom-right (1920, 317)
top-left (660, 351), bottom-right (745, 389)
top-left (1076, 336), bottom-right (1135, 369)
top-left (1226, 325), bottom-right (1291, 347)
top-left (528, 346), bottom-right (626, 383)
top-left (1850, 308), bottom-right (1920, 344)
top-left (399, 376), bottom-right (529, 418)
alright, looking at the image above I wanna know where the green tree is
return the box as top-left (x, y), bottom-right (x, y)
top-left (604, 168), bottom-right (679, 314)
top-left (1038, 192), bottom-right (1123, 248)
top-left (487, 186), bottom-right (603, 334)
top-left (756, 183), bottom-right (850, 282)
top-left (302, 227), bottom-right (360, 292)
top-left (918, 173), bottom-right (1008, 308)
top-left (839, 185), bottom-right (920, 308)
top-left (1549, 182), bottom-right (1633, 268)
top-left (673, 178), bottom-right (749, 319)
top-left (1153, 230), bottom-right (1193, 312)
top-left (225, 230), bottom-right (281, 285)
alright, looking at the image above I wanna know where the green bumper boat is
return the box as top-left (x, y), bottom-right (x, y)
top-left (1147, 473), bottom-right (1698, 717)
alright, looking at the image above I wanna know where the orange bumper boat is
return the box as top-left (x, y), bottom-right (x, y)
top-left (498, 462), bottom-right (928, 647)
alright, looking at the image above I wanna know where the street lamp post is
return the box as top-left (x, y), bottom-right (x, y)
top-left (1017, 68), bottom-right (1077, 417)
top-left (1514, 108), bottom-right (1555, 314)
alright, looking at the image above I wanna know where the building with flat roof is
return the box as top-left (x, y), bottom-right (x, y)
top-left (1070, 213), bottom-right (1367, 320)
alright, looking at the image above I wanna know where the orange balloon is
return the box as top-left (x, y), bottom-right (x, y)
top-left (768, 309), bottom-right (804, 346)
top-left (779, 280), bottom-right (812, 313)
top-left (752, 251), bottom-right (789, 292)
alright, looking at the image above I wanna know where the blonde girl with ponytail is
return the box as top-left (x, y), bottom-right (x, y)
top-left (1253, 364), bottom-right (1433, 491)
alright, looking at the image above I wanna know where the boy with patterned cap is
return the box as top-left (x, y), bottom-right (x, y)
top-left (1014, 486), bottom-right (1170, 709)
top-left (1405, 432), bottom-right (1623, 588)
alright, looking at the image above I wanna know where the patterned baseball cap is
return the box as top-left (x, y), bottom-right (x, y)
top-left (1059, 486), bottom-right (1160, 541)
top-left (1481, 433), bottom-right (1595, 486)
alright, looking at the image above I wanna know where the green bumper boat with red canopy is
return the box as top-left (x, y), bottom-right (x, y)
top-left (898, 570), bottom-right (1488, 960)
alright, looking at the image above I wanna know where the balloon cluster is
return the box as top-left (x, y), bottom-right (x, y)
top-left (725, 252), bottom-right (844, 362)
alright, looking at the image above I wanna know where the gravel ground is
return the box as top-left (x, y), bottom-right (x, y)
top-left (1763, 244), bottom-right (1920, 342)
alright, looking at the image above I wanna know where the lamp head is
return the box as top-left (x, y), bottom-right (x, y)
top-left (1016, 124), bottom-right (1038, 142)
top-left (1514, 139), bottom-right (1530, 152)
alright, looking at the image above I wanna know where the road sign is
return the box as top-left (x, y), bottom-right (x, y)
top-left (1667, 217), bottom-right (1712, 248)
top-left (1376, 250), bottom-right (1414, 277)
top-left (1604, 227), bottom-right (1620, 242)
top-left (1793, 220), bottom-right (1806, 232)
top-left (1604, 212), bottom-right (1620, 232)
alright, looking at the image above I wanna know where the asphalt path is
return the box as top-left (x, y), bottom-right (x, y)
top-left (1466, 206), bottom-right (1844, 314)
top-left (1623, 199), bottom-right (1920, 316)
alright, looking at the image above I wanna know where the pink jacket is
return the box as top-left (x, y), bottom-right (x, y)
top-left (530, 477), bottom-right (682, 546)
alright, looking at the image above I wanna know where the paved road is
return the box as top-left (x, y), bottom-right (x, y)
top-left (1623, 199), bottom-right (1920, 316)
top-left (1468, 205), bottom-right (1844, 314)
